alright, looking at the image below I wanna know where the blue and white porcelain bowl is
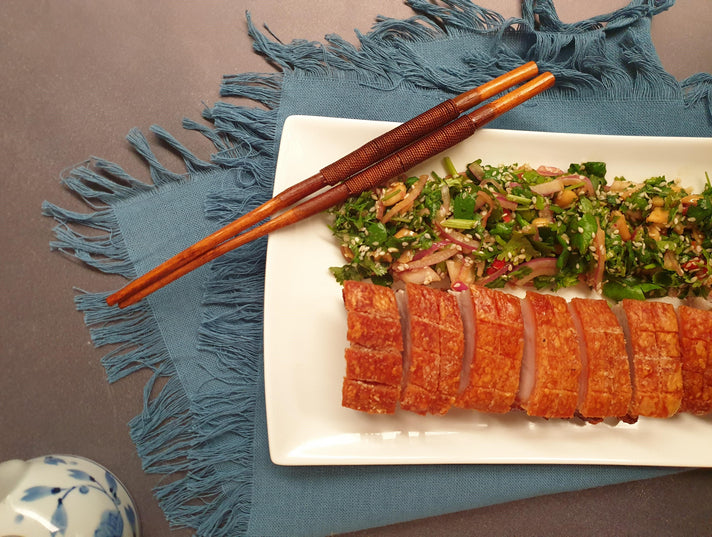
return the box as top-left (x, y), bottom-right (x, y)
top-left (0, 454), bottom-right (140, 537)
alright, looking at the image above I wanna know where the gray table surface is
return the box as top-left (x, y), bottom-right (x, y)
top-left (2, 1), bottom-right (711, 536)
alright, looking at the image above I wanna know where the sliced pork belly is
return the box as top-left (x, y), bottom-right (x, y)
top-left (342, 379), bottom-right (400, 414)
top-left (456, 286), bottom-right (524, 413)
top-left (343, 279), bottom-right (403, 351)
top-left (397, 283), bottom-right (464, 415)
top-left (341, 280), bottom-right (403, 414)
top-left (677, 305), bottom-right (712, 415)
top-left (344, 347), bottom-right (403, 387)
top-left (517, 292), bottom-right (582, 418)
top-left (617, 299), bottom-right (683, 418)
top-left (429, 288), bottom-right (465, 414)
top-left (397, 284), bottom-right (440, 414)
top-left (568, 298), bottom-right (632, 420)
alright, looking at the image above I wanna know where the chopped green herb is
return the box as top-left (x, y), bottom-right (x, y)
top-left (328, 159), bottom-right (712, 300)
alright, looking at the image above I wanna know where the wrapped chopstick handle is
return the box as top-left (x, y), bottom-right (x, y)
top-left (342, 71), bottom-right (554, 196)
top-left (319, 100), bottom-right (460, 185)
top-left (318, 61), bottom-right (540, 186)
top-left (343, 115), bottom-right (478, 195)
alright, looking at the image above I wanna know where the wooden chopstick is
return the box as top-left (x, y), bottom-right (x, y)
top-left (112, 71), bottom-right (555, 308)
top-left (105, 62), bottom-right (540, 308)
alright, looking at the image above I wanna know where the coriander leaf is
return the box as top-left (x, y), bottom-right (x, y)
top-left (452, 193), bottom-right (477, 219)
top-left (365, 222), bottom-right (387, 246)
top-left (569, 213), bottom-right (597, 254)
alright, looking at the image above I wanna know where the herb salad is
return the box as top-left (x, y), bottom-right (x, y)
top-left (328, 157), bottom-right (712, 301)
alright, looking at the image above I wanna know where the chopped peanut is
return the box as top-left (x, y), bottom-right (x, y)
top-left (394, 227), bottom-right (415, 239)
top-left (397, 250), bottom-right (414, 264)
top-left (340, 244), bottom-right (354, 261)
top-left (646, 206), bottom-right (669, 225)
top-left (609, 180), bottom-right (632, 192)
top-left (681, 194), bottom-right (703, 205)
top-left (611, 210), bottom-right (632, 241)
top-left (531, 217), bottom-right (552, 227)
top-left (647, 224), bottom-right (662, 241)
top-left (555, 189), bottom-right (578, 208)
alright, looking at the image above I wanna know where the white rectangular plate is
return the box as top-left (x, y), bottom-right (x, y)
top-left (264, 114), bottom-right (712, 466)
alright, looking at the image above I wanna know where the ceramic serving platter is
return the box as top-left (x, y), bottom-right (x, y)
top-left (263, 114), bottom-right (712, 466)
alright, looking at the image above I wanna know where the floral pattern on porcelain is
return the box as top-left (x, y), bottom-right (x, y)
top-left (0, 454), bottom-right (140, 537)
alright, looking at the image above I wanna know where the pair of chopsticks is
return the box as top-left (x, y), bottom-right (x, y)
top-left (107, 62), bottom-right (555, 308)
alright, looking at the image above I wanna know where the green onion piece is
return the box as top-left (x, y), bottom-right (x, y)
top-left (506, 193), bottom-right (532, 205)
top-left (440, 218), bottom-right (479, 229)
top-left (443, 156), bottom-right (458, 177)
top-left (564, 182), bottom-right (585, 190)
top-left (381, 188), bottom-right (402, 202)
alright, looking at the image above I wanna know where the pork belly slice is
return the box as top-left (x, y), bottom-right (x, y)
top-left (429, 288), bottom-right (465, 414)
top-left (397, 284), bottom-right (440, 414)
top-left (396, 284), bottom-right (464, 415)
top-left (344, 347), bottom-right (403, 386)
top-left (342, 379), bottom-right (399, 414)
top-left (456, 286), bottom-right (524, 413)
top-left (617, 299), bottom-right (683, 418)
top-left (346, 311), bottom-right (403, 352)
top-left (677, 305), bottom-right (712, 415)
top-left (343, 279), bottom-right (401, 320)
top-left (517, 292), bottom-right (582, 418)
top-left (342, 280), bottom-right (403, 414)
top-left (568, 298), bottom-right (632, 420)
top-left (343, 280), bottom-right (403, 352)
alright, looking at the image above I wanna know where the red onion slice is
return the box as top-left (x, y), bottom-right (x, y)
top-left (530, 178), bottom-right (564, 196)
top-left (536, 165), bottom-right (565, 176)
top-left (496, 195), bottom-right (519, 211)
top-left (509, 257), bottom-right (558, 286)
top-left (476, 261), bottom-right (513, 286)
top-left (560, 174), bottom-right (595, 196)
top-left (397, 266), bottom-right (441, 285)
top-left (393, 246), bottom-right (458, 272)
top-left (412, 241), bottom-right (449, 261)
top-left (451, 281), bottom-right (469, 292)
top-left (435, 221), bottom-right (480, 253)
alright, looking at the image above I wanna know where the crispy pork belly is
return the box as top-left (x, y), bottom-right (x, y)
top-left (397, 284), bottom-right (441, 414)
top-left (344, 347), bottom-right (403, 386)
top-left (342, 379), bottom-right (399, 414)
top-left (396, 284), bottom-right (464, 415)
top-left (346, 310), bottom-right (403, 351)
top-left (677, 305), bottom-right (712, 415)
top-left (429, 288), bottom-right (465, 414)
top-left (517, 292), bottom-right (582, 418)
top-left (456, 286), bottom-right (524, 413)
top-left (617, 299), bottom-right (683, 418)
top-left (343, 280), bottom-right (403, 351)
top-left (341, 280), bottom-right (403, 414)
top-left (568, 298), bottom-right (631, 420)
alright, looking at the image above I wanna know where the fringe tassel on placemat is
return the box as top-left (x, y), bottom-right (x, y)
top-left (41, 119), bottom-right (248, 533)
